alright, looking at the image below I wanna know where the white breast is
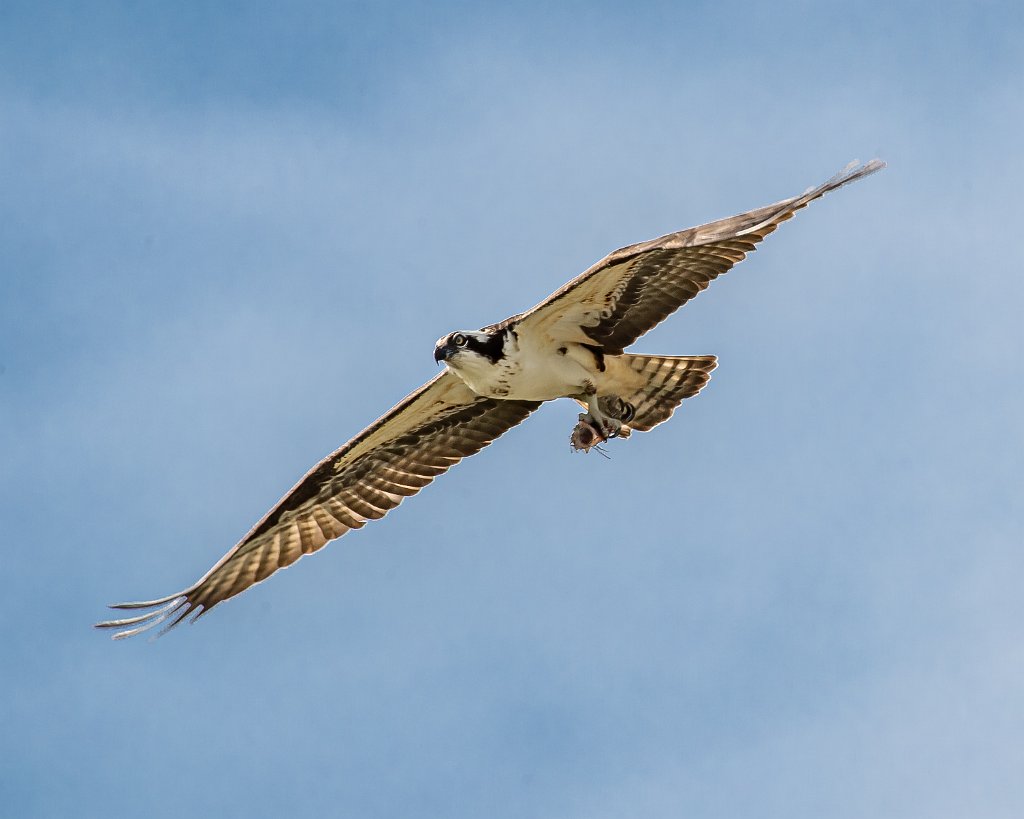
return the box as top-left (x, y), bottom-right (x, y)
top-left (448, 332), bottom-right (598, 402)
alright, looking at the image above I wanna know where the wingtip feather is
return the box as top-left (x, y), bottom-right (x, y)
top-left (95, 595), bottom-right (192, 640)
top-left (819, 158), bottom-right (886, 192)
top-left (104, 590), bottom-right (188, 610)
top-left (737, 158), bottom-right (885, 239)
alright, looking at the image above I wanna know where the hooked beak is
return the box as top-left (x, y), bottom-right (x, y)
top-left (434, 343), bottom-right (451, 365)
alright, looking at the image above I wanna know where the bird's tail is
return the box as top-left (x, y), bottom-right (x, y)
top-left (600, 354), bottom-right (717, 432)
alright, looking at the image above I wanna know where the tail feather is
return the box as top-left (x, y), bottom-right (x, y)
top-left (610, 354), bottom-right (717, 432)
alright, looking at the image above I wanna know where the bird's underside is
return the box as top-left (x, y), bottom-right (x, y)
top-left (97, 159), bottom-right (884, 639)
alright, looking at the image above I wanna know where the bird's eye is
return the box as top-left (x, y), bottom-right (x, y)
top-left (452, 334), bottom-right (467, 347)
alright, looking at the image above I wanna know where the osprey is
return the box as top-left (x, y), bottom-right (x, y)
top-left (97, 160), bottom-right (884, 639)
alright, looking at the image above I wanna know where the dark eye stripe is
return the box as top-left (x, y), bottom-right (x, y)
top-left (464, 330), bottom-right (507, 364)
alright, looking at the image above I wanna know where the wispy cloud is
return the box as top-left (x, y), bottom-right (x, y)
top-left (2, 2), bottom-right (1023, 816)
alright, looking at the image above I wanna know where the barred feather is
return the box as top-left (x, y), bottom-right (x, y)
top-left (613, 354), bottom-right (718, 432)
top-left (96, 372), bottom-right (539, 639)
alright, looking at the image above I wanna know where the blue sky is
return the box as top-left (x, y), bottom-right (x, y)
top-left (2, 1), bottom-right (1023, 816)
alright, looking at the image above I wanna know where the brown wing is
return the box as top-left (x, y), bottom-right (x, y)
top-left (96, 371), bottom-right (540, 639)
top-left (508, 160), bottom-right (884, 354)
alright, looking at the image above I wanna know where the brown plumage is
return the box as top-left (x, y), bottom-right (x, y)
top-left (613, 354), bottom-right (718, 432)
top-left (502, 159), bottom-right (885, 355)
top-left (97, 160), bottom-right (883, 639)
top-left (99, 373), bottom-right (538, 638)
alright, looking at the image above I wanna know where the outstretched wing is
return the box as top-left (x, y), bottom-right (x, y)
top-left (96, 371), bottom-right (540, 639)
top-left (509, 160), bottom-right (884, 354)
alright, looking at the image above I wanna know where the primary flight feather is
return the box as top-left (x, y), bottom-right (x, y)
top-left (97, 160), bottom-right (884, 639)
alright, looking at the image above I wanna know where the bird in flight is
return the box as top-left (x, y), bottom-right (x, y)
top-left (97, 160), bottom-right (884, 639)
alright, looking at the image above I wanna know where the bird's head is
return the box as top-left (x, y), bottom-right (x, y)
top-left (433, 329), bottom-right (508, 370)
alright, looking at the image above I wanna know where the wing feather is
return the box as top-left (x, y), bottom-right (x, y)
top-left (510, 160), bottom-right (884, 353)
top-left (96, 371), bottom-right (540, 638)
